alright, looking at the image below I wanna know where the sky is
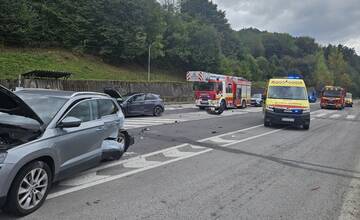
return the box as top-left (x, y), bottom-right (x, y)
top-left (212, 0), bottom-right (360, 54)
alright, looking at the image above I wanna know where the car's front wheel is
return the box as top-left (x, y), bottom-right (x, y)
top-left (4, 161), bottom-right (52, 216)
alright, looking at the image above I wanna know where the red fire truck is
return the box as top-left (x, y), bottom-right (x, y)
top-left (186, 71), bottom-right (252, 110)
top-left (320, 86), bottom-right (346, 109)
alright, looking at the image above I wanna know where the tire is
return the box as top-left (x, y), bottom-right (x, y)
top-left (153, 106), bottom-right (163, 117)
top-left (241, 100), bottom-right (247, 109)
top-left (264, 117), bottom-right (270, 127)
top-left (219, 100), bottom-right (226, 113)
top-left (199, 106), bottom-right (206, 110)
top-left (303, 124), bottom-right (310, 130)
top-left (208, 100), bottom-right (226, 115)
top-left (4, 161), bottom-right (52, 216)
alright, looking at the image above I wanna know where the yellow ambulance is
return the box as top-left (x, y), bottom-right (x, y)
top-left (263, 75), bottom-right (311, 129)
top-left (345, 92), bottom-right (353, 107)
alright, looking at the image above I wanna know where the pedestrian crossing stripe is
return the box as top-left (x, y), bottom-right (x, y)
top-left (330, 114), bottom-right (342, 119)
top-left (346, 115), bottom-right (356, 120)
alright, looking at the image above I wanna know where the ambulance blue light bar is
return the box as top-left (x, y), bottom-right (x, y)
top-left (287, 74), bottom-right (303, 79)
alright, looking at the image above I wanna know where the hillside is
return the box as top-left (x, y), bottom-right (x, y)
top-left (0, 48), bottom-right (185, 82)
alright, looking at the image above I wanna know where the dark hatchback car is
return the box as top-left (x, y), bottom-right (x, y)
top-left (104, 89), bottom-right (165, 117)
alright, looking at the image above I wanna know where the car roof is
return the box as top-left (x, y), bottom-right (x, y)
top-left (15, 88), bottom-right (110, 99)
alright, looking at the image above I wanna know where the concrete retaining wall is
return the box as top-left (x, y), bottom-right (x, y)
top-left (0, 79), bottom-right (264, 103)
top-left (0, 79), bottom-right (194, 103)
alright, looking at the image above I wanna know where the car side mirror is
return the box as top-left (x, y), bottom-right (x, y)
top-left (58, 117), bottom-right (82, 128)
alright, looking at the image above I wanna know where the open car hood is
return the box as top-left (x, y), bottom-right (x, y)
top-left (104, 88), bottom-right (123, 99)
top-left (0, 85), bottom-right (44, 125)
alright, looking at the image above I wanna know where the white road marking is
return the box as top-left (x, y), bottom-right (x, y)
top-left (47, 124), bottom-right (288, 199)
top-left (163, 148), bottom-right (194, 158)
top-left (314, 112), bottom-right (329, 118)
top-left (346, 115), bottom-right (356, 120)
top-left (47, 148), bottom-right (213, 199)
top-left (330, 114), bottom-right (342, 119)
top-left (123, 158), bottom-right (161, 169)
top-left (190, 145), bottom-right (207, 149)
top-left (60, 173), bottom-right (110, 186)
top-left (221, 129), bottom-right (283, 147)
top-left (49, 109), bottom-right (324, 199)
top-left (200, 125), bottom-right (263, 142)
top-left (208, 137), bottom-right (237, 143)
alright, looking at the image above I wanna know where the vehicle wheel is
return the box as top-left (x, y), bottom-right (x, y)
top-left (153, 106), bottom-right (163, 117)
top-left (264, 118), bottom-right (270, 127)
top-left (241, 100), bottom-right (247, 109)
top-left (303, 124), bottom-right (310, 130)
top-left (219, 100), bottom-right (226, 112)
top-left (4, 161), bottom-right (52, 216)
top-left (199, 106), bottom-right (206, 110)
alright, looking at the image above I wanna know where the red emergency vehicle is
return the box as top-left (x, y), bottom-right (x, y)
top-left (320, 86), bottom-right (346, 109)
top-left (186, 71), bottom-right (251, 110)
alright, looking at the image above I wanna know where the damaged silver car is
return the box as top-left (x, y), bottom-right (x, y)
top-left (0, 86), bottom-right (134, 216)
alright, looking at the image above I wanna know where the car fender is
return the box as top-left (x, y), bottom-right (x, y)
top-left (2, 146), bottom-right (58, 197)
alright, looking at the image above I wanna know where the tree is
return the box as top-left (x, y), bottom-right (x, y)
top-left (314, 50), bottom-right (333, 90)
top-left (327, 47), bottom-right (347, 84)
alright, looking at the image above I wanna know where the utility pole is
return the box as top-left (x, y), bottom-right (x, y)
top-left (148, 43), bottom-right (152, 82)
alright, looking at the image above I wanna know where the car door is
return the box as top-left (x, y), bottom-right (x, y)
top-left (127, 94), bottom-right (145, 116)
top-left (98, 98), bottom-right (121, 139)
top-left (144, 94), bottom-right (157, 115)
top-left (55, 99), bottom-right (105, 178)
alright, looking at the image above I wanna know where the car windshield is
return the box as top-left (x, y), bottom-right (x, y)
top-left (16, 93), bottom-right (68, 124)
top-left (323, 90), bottom-right (341, 97)
top-left (268, 86), bottom-right (307, 100)
top-left (193, 82), bottom-right (217, 91)
top-left (252, 94), bottom-right (262, 98)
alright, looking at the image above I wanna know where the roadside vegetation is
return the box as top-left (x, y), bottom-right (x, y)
top-left (1, 0), bottom-right (360, 95)
top-left (0, 48), bottom-right (183, 81)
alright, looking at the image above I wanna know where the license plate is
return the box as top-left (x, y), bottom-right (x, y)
top-left (201, 101), bottom-right (208, 104)
top-left (282, 118), bottom-right (295, 122)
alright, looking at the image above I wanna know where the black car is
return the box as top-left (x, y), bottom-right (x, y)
top-left (104, 88), bottom-right (165, 117)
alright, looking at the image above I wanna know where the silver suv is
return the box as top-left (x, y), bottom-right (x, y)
top-left (0, 86), bottom-right (133, 216)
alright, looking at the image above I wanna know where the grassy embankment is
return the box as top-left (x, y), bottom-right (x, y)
top-left (0, 48), bottom-right (184, 82)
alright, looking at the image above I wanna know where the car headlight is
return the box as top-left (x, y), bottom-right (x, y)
top-left (266, 106), bottom-right (274, 112)
top-left (0, 152), bottom-right (7, 164)
top-left (303, 108), bottom-right (310, 113)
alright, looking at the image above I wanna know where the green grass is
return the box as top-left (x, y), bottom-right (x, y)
top-left (0, 48), bottom-right (185, 82)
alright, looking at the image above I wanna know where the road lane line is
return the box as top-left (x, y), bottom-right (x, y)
top-left (60, 173), bottom-right (110, 187)
top-left (48, 114), bottom-right (322, 199)
top-left (200, 125), bottom-right (263, 142)
top-left (221, 129), bottom-right (283, 147)
top-left (123, 158), bottom-right (161, 169)
top-left (47, 149), bottom-right (213, 199)
top-left (208, 137), bottom-right (238, 143)
top-left (163, 148), bottom-right (195, 158)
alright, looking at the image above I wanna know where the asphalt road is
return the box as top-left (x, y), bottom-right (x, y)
top-left (2, 102), bottom-right (360, 220)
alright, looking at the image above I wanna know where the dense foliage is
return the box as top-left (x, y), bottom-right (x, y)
top-left (1, 0), bottom-right (360, 95)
